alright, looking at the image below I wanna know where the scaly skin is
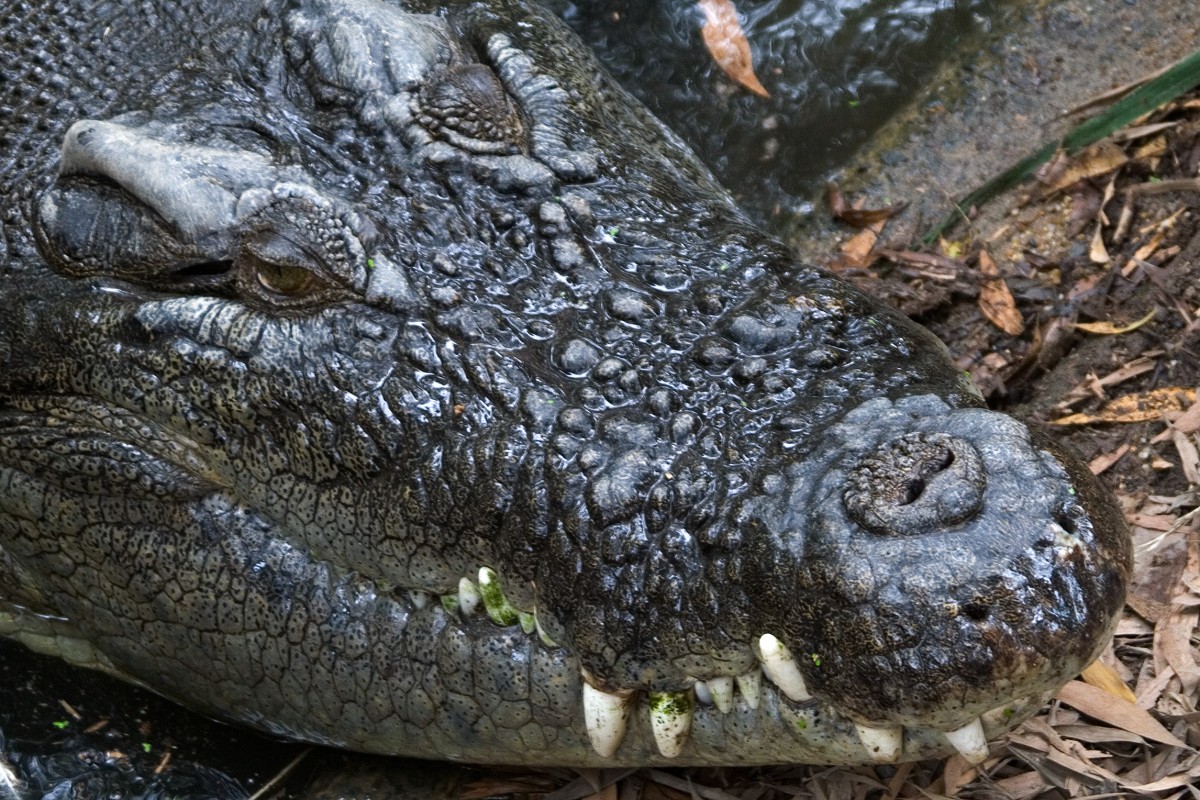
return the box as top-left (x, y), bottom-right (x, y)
top-left (0, 0), bottom-right (1130, 767)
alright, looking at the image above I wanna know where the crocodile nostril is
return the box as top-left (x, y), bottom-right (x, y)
top-left (843, 432), bottom-right (986, 536)
top-left (1054, 509), bottom-right (1079, 535)
top-left (897, 446), bottom-right (956, 505)
top-left (961, 601), bottom-right (991, 622)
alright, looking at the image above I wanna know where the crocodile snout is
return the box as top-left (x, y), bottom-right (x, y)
top-left (739, 396), bottom-right (1130, 748)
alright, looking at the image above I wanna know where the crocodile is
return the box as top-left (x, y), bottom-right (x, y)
top-left (0, 0), bottom-right (1130, 768)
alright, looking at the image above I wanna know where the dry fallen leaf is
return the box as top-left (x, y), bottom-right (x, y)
top-left (1080, 659), bottom-right (1137, 703)
top-left (697, 0), bottom-right (769, 98)
top-left (827, 185), bottom-right (907, 228)
top-left (1038, 140), bottom-right (1129, 196)
top-left (1055, 680), bottom-right (1188, 748)
top-left (1052, 387), bottom-right (1198, 425)
top-left (977, 249), bottom-right (1024, 335)
top-left (1073, 307), bottom-right (1155, 335)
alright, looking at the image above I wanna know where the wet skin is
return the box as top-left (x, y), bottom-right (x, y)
top-left (0, 0), bottom-right (1130, 767)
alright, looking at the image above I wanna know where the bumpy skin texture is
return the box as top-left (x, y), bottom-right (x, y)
top-left (0, 0), bottom-right (1130, 767)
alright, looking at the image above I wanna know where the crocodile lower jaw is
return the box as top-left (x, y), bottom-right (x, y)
top-left (442, 566), bottom-right (1048, 765)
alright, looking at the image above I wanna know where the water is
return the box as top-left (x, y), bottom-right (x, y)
top-left (555, 0), bottom-right (1012, 225)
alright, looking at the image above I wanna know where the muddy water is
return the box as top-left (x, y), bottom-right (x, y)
top-left (555, 0), bottom-right (1014, 223)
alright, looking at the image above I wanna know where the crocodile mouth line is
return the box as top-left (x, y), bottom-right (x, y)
top-left (0, 394), bottom-right (225, 499)
top-left (401, 563), bottom-right (1041, 765)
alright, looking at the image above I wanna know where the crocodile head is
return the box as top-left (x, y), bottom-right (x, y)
top-left (0, 0), bottom-right (1130, 767)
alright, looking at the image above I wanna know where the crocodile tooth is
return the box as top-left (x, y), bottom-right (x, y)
top-left (582, 681), bottom-right (631, 758)
top-left (518, 611), bottom-right (537, 635)
top-left (707, 676), bottom-right (735, 713)
top-left (855, 723), bottom-right (903, 762)
top-left (735, 670), bottom-right (761, 710)
top-left (1050, 521), bottom-right (1084, 554)
top-left (693, 680), bottom-right (713, 706)
top-left (648, 691), bottom-right (694, 758)
top-left (457, 577), bottom-right (481, 617)
top-left (944, 718), bottom-right (989, 764)
top-left (756, 634), bottom-right (811, 701)
top-left (533, 610), bottom-right (559, 648)
top-left (408, 590), bottom-right (429, 610)
top-left (477, 567), bottom-right (520, 626)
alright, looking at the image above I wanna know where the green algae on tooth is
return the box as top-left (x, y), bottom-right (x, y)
top-left (477, 567), bottom-right (519, 626)
top-left (707, 676), bottom-right (735, 713)
top-left (648, 690), bottom-right (694, 758)
top-left (757, 633), bottom-right (811, 701)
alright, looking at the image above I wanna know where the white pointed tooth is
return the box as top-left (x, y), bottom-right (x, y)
top-left (649, 691), bottom-right (694, 758)
top-left (735, 670), bottom-right (761, 710)
top-left (756, 634), bottom-right (811, 701)
top-left (707, 676), bottom-right (735, 713)
top-left (855, 723), bottom-right (903, 763)
top-left (944, 717), bottom-right (989, 764)
top-left (533, 610), bottom-right (559, 648)
top-left (408, 590), bottom-right (429, 610)
top-left (582, 681), bottom-right (631, 758)
top-left (693, 680), bottom-right (713, 706)
top-left (457, 577), bottom-right (481, 616)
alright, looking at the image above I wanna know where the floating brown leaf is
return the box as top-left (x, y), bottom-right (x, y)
top-left (827, 182), bottom-right (908, 229)
top-left (838, 204), bottom-right (906, 228)
top-left (977, 249), bottom-right (1024, 335)
top-left (697, 0), bottom-right (769, 98)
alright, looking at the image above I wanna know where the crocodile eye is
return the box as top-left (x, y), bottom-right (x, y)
top-left (252, 257), bottom-right (318, 296)
top-left (237, 231), bottom-right (330, 305)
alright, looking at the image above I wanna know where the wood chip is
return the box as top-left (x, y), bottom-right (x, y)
top-left (1174, 429), bottom-right (1200, 485)
top-left (1088, 443), bottom-right (1129, 475)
